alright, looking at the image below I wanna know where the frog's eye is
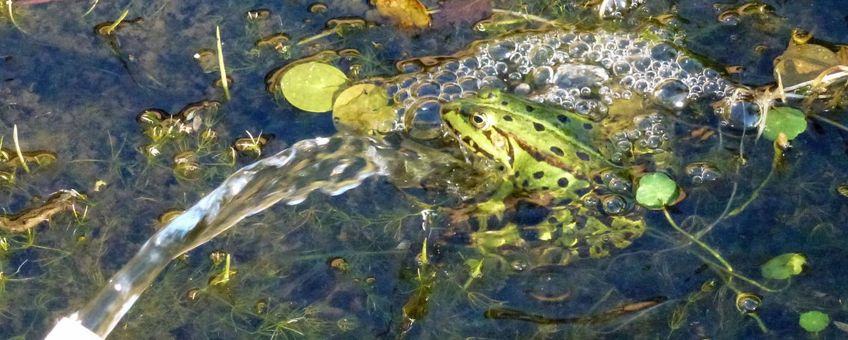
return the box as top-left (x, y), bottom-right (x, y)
top-left (470, 112), bottom-right (490, 129)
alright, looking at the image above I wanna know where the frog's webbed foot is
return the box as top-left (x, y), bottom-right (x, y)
top-left (447, 199), bottom-right (510, 231)
top-left (571, 212), bottom-right (646, 258)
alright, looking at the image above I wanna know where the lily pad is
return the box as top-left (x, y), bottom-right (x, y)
top-left (763, 107), bottom-right (807, 141)
top-left (635, 172), bottom-right (679, 209)
top-left (281, 62), bottom-right (348, 113)
top-left (761, 253), bottom-right (806, 280)
top-left (332, 84), bottom-right (396, 134)
top-left (799, 310), bottom-right (830, 333)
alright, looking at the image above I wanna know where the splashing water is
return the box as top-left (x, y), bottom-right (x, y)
top-left (74, 135), bottom-right (394, 337)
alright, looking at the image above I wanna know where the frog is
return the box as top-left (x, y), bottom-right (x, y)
top-left (440, 89), bottom-right (646, 263)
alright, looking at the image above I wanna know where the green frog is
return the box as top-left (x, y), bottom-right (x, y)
top-left (441, 90), bottom-right (646, 262)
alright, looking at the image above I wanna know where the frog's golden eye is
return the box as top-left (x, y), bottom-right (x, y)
top-left (470, 112), bottom-right (489, 129)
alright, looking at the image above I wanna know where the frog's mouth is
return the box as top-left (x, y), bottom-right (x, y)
top-left (442, 110), bottom-right (515, 171)
top-left (441, 112), bottom-right (477, 164)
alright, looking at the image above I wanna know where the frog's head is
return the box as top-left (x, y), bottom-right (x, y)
top-left (442, 90), bottom-right (515, 168)
top-left (442, 90), bottom-right (611, 172)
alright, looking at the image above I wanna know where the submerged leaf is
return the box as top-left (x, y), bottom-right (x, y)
top-left (374, 0), bottom-right (431, 29)
top-left (332, 84), bottom-right (396, 134)
top-left (799, 310), bottom-right (830, 333)
top-left (433, 0), bottom-right (492, 28)
top-left (281, 62), bottom-right (348, 113)
top-left (761, 253), bottom-right (806, 280)
top-left (774, 43), bottom-right (839, 88)
top-left (763, 107), bottom-right (807, 141)
top-left (635, 172), bottom-right (679, 209)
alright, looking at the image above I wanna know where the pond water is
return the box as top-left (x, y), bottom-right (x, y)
top-left (1, 0), bottom-right (847, 339)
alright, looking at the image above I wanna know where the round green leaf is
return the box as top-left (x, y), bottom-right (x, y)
top-left (763, 107), bottom-right (807, 141)
top-left (799, 310), bottom-right (830, 333)
top-left (332, 84), bottom-right (396, 134)
top-left (761, 253), bottom-right (806, 280)
top-left (281, 62), bottom-right (348, 112)
top-left (635, 172), bottom-right (679, 209)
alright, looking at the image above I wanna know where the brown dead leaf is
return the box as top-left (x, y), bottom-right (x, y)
top-left (373, 0), bottom-right (431, 29)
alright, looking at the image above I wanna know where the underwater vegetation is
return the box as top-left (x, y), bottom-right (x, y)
top-left (0, 0), bottom-right (847, 339)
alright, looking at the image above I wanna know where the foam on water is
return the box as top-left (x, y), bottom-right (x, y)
top-left (380, 30), bottom-right (738, 139)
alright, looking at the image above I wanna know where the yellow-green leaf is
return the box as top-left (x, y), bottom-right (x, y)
top-left (761, 253), bottom-right (806, 280)
top-left (281, 62), bottom-right (348, 113)
top-left (763, 107), bottom-right (807, 141)
top-left (799, 310), bottom-right (830, 333)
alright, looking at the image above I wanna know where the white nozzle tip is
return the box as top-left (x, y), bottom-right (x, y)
top-left (45, 316), bottom-right (102, 340)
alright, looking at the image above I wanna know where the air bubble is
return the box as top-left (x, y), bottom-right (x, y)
top-left (633, 79), bottom-right (650, 93)
top-left (554, 64), bottom-right (609, 89)
top-left (634, 57), bottom-right (652, 71)
top-left (613, 61), bottom-right (632, 76)
top-left (650, 43), bottom-right (677, 61)
top-left (461, 57), bottom-right (479, 70)
top-left (434, 71), bottom-right (457, 84)
top-left (569, 42), bottom-right (590, 57)
top-left (407, 100), bottom-right (443, 140)
top-left (724, 100), bottom-right (760, 130)
top-left (413, 82), bottom-right (441, 98)
top-left (488, 41), bottom-right (516, 61)
top-left (653, 79), bottom-right (690, 110)
top-left (601, 195), bottom-right (627, 215)
top-left (529, 45), bottom-right (554, 66)
top-left (514, 83), bottom-right (531, 96)
top-left (459, 77), bottom-right (479, 92)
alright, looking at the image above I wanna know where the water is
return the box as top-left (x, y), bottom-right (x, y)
top-left (1, 1), bottom-right (847, 339)
top-left (75, 135), bottom-right (387, 335)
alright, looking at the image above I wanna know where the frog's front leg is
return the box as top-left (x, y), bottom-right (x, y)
top-left (449, 178), bottom-right (514, 230)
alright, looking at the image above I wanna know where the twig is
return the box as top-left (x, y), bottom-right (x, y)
top-left (82, 0), bottom-right (99, 17)
top-left (12, 125), bottom-right (30, 173)
top-left (215, 25), bottom-right (230, 101)
top-left (102, 9), bottom-right (128, 35)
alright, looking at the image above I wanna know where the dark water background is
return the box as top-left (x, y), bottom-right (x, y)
top-left (1, 0), bottom-right (847, 338)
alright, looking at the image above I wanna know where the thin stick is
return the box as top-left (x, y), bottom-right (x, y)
top-left (6, 0), bottom-right (27, 33)
top-left (215, 25), bottom-right (231, 101)
top-left (809, 113), bottom-right (848, 133)
top-left (491, 8), bottom-right (561, 27)
top-left (726, 140), bottom-right (780, 218)
top-left (296, 28), bottom-right (336, 46)
top-left (663, 208), bottom-right (733, 272)
top-left (83, 0), bottom-right (99, 17)
top-left (12, 125), bottom-right (30, 173)
top-left (783, 69), bottom-right (848, 92)
top-left (103, 9), bottom-right (129, 35)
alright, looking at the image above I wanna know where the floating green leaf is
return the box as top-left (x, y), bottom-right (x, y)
top-left (763, 107), bottom-right (807, 141)
top-left (761, 253), bottom-right (806, 280)
top-left (635, 172), bottom-right (679, 209)
top-left (281, 62), bottom-right (348, 113)
top-left (332, 84), bottom-right (396, 134)
top-left (799, 310), bottom-right (830, 333)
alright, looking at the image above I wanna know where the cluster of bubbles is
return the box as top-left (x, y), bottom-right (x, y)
top-left (685, 162), bottom-right (721, 184)
top-left (382, 29), bottom-right (737, 139)
top-left (608, 113), bottom-right (669, 162)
